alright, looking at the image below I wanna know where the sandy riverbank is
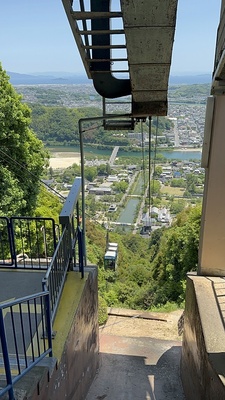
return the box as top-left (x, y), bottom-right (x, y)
top-left (49, 147), bottom-right (202, 169)
top-left (49, 152), bottom-right (81, 169)
top-left (173, 147), bottom-right (202, 152)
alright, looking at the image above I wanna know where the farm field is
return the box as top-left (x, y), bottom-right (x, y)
top-left (161, 186), bottom-right (185, 196)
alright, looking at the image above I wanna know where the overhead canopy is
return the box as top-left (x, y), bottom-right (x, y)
top-left (62, 0), bottom-right (178, 117)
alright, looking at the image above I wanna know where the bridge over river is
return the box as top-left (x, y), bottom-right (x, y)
top-left (109, 146), bottom-right (119, 165)
top-left (109, 221), bottom-right (134, 227)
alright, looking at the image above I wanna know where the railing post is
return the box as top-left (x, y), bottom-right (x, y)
top-left (42, 277), bottom-right (48, 293)
top-left (42, 277), bottom-right (52, 321)
top-left (0, 308), bottom-right (15, 400)
top-left (66, 222), bottom-right (73, 269)
top-left (42, 281), bottom-right (53, 350)
top-left (60, 221), bottom-right (72, 265)
top-left (9, 218), bottom-right (17, 268)
top-left (78, 226), bottom-right (84, 278)
top-left (79, 119), bottom-right (87, 268)
top-left (44, 294), bottom-right (53, 357)
top-left (59, 177), bottom-right (83, 277)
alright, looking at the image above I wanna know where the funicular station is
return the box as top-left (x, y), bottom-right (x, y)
top-left (1, 0), bottom-right (225, 399)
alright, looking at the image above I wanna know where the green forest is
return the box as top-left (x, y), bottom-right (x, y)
top-left (29, 103), bottom-right (172, 149)
top-left (0, 65), bottom-right (48, 216)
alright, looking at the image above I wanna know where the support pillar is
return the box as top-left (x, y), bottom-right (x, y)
top-left (198, 95), bottom-right (225, 275)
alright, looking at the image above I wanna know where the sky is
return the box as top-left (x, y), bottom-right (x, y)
top-left (0, 0), bottom-right (222, 76)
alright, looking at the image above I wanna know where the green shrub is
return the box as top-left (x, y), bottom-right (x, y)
top-left (98, 295), bottom-right (108, 325)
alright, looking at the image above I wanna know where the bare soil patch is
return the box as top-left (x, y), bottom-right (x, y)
top-left (100, 308), bottom-right (184, 341)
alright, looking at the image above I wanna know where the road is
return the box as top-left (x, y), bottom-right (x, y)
top-left (173, 118), bottom-right (180, 147)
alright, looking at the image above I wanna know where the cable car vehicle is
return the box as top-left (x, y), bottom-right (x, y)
top-left (104, 243), bottom-right (118, 270)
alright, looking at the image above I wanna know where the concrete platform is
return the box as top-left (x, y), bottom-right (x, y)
top-left (86, 311), bottom-right (185, 400)
top-left (0, 269), bottom-right (45, 303)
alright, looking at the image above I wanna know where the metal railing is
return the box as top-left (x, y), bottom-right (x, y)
top-left (42, 177), bottom-right (84, 322)
top-left (0, 217), bottom-right (58, 269)
top-left (0, 177), bottom-right (84, 398)
top-left (0, 218), bottom-right (13, 266)
top-left (42, 225), bottom-right (71, 322)
top-left (0, 292), bottom-right (52, 400)
top-left (11, 217), bottom-right (58, 269)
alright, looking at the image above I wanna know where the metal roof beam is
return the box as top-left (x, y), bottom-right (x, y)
top-left (72, 11), bottom-right (122, 20)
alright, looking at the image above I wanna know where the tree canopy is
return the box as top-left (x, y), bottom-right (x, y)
top-left (30, 104), bottom-right (102, 145)
top-left (29, 103), bottom-right (173, 149)
top-left (0, 65), bottom-right (48, 216)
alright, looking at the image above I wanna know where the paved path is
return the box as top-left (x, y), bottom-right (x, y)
top-left (86, 309), bottom-right (185, 400)
top-left (0, 270), bottom-right (45, 303)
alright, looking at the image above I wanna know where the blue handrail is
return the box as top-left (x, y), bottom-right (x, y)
top-left (42, 225), bottom-right (70, 322)
top-left (0, 216), bottom-right (57, 269)
top-left (0, 292), bottom-right (52, 400)
top-left (0, 177), bottom-right (84, 399)
top-left (42, 177), bottom-right (84, 322)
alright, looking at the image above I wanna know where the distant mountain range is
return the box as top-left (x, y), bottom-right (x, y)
top-left (7, 71), bottom-right (212, 86)
top-left (169, 74), bottom-right (212, 85)
top-left (7, 71), bottom-right (90, 85)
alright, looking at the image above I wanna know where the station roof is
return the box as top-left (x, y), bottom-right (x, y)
top-left (62, 0), bottom-right (178, 117)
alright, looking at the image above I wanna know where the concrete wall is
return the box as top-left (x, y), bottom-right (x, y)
top-left (181, 274), bottom-right (225, 400)
top-left (13, 267), bottom-right (99, 400)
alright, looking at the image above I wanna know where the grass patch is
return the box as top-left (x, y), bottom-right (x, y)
top-left (161, 186), bottom-right (185, 196)
top-left (150, 301), bottom-right (185, 313)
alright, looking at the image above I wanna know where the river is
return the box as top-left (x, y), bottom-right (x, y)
top-left (48, 145), bottom-right (202, 161)
top-left (117, 198), bottom-right (140, 224)
top-left (160, 150), bottom-right (202, 160)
